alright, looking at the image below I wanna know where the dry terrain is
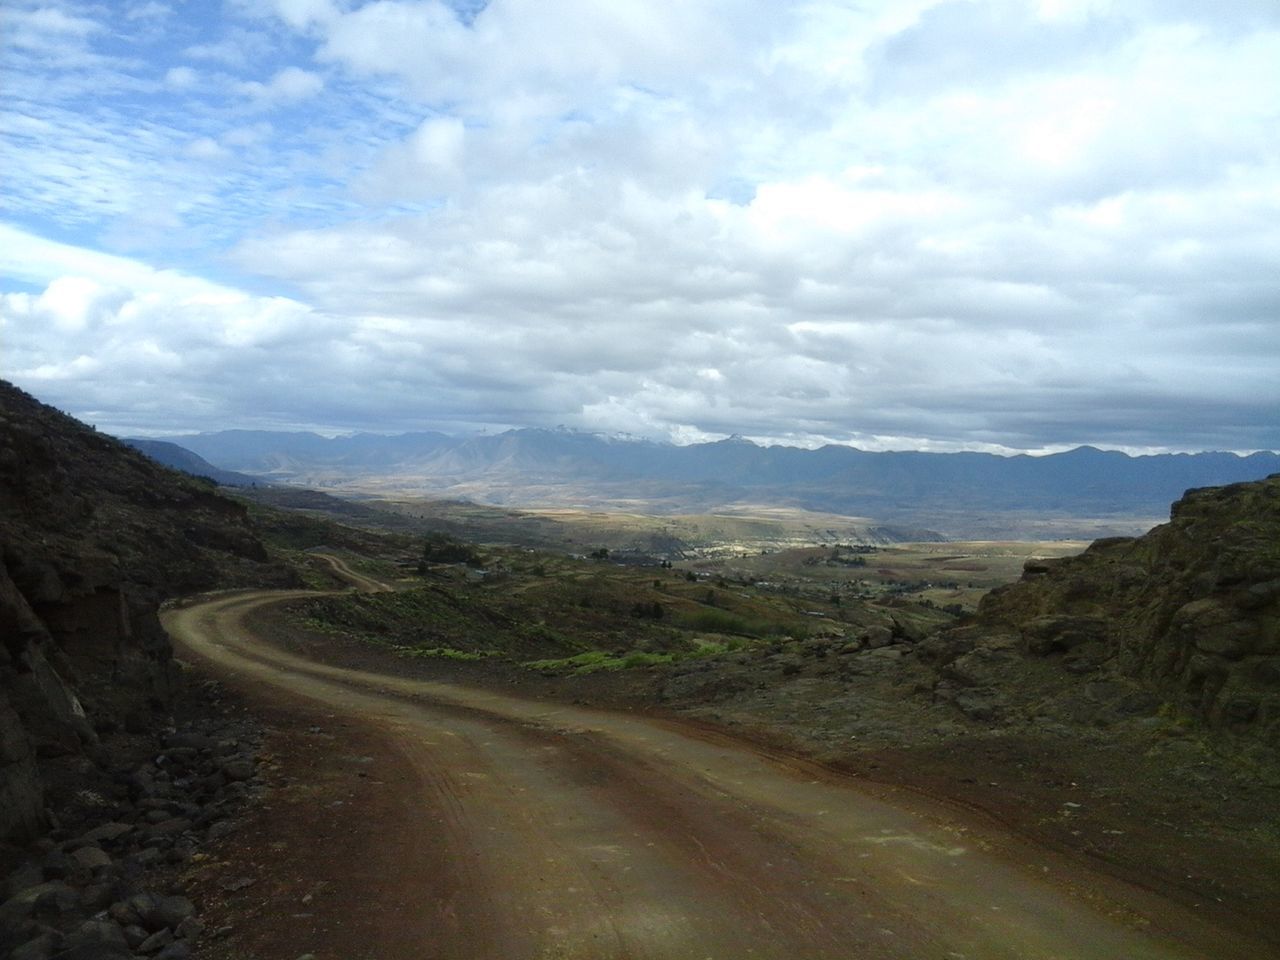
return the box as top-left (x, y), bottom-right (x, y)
top-left (688, 539), bottom-right (1091, 611)
top-left (162, 559), bottom-right (1278, 960)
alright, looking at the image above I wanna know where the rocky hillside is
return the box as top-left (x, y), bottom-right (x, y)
top-left (928, 474), bottom-right (1280, 746)
top-left (0, 381), bottom-right (296, 842)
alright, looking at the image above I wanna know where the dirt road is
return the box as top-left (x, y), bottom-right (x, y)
top-left (163, 584), bottom-right (1265, 960)
top-left (310, 551), bottom-right (395, 593)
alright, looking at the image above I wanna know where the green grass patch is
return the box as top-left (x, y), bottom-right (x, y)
top-left (525, 651), bottom-right (613, 673)
top-left (524, 649), bottom-right (677, 674)
top-left (389, 645), bottom-right (497, 661)
top-left (686, 636), bottom-right (748, 657)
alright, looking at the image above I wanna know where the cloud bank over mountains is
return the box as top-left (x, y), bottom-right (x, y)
top-left (2, 1), bottom-right (1278, 452)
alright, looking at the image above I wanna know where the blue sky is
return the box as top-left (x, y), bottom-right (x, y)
top-left (2, 0), bottom-right (1278, 453)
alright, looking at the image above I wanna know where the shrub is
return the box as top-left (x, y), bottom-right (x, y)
top-left (422, 533), bottom-right (482, 566)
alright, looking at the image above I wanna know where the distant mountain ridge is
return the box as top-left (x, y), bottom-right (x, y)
top-left (159, 428), bottom-right (1280, 534)
top-left (123, 438), bottom-right (266, 487)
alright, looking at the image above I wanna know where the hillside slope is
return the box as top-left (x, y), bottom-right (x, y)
top-left (0, 381), bottom-right (296, 841)
top-left (123, 437), bottom-right (266, 488)
top-left (928, 473), bottom-right (1280, 746)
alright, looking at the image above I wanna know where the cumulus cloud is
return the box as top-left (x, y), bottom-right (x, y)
top-left (236, 65), bottom-right (324, 105)
top-left (1, 0), bottom-right (1278, 451)
top-left (0, 226), bottom-right (333, 431)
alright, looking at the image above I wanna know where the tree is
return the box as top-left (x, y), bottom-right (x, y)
top-left (422, 533), bottom-right (482, 567)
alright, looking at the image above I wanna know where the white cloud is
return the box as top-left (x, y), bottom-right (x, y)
top-left (164, 66), bottom-right (198, 90)
top-left (184, 136), bottom-right (227, 160)
top-left (267, 0), bottom-right (340, 30)
top-left (1, 1), bottom-right (1277, 451)
top-left (0, 225), bottom-right (331, 430)
top-left (33, 277), bottom-right (128, 333)
top-left (9, 7), bottom-right (100, 42)
top-left (411, 117), bottom-right (465, 173)
top-left (236, 66), bottom-right (324, 105)
top-left (182, 28), bottom-right (275, 68)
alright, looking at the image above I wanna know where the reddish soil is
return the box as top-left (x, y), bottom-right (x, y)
top-left (247, 598), bottom-right (1280, 950)
top-left (164, 588), bottom-right (1280, 960)
top-left (184, 695), bottom-right (444, 960)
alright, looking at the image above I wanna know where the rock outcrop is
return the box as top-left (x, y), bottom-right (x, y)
top-left (0, 678), bottom-right (265, 960)
top-left (0, 381), bottom-right (295, 843)
top-left (929, 474), bottom-right (1280, 745)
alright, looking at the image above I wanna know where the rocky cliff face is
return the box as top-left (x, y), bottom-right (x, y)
top-left (0, 381), bottom-right (295, 842)
top-left (932, 474), bottom-right (1280, 745)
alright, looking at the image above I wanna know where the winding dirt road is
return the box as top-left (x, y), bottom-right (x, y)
top-left (310, 551), bottom-right (395, 593)
top-left (163, 573), bottom-right (1263, 960)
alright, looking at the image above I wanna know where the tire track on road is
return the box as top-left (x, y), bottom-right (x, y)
top-left (165, 586), bottom-right (1264, 960)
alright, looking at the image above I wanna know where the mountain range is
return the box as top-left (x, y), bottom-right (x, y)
top-left (123, 438), bottom-right (263, 488)
top-left (141, 428), bottom-right (1280, 537)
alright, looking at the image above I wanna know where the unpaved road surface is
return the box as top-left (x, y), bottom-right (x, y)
top-left (164, 586), bottom-right (1267, 960)
top-left (310, 552), bottom-right (394, 593)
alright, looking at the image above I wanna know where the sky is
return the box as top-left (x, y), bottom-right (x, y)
top-left (1, 0), bottom-right (1278, 454)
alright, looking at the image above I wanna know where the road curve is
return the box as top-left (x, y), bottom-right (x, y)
top-left (309, 551), bottom-right (395, 593)
top-left (164, 587), bottom-right (1256, 960)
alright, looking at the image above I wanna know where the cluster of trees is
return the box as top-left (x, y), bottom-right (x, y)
top-left (803, 549), bottom-right (868, 568)
top-left (420, 533), bottom-right (483, 568)
top-left (630, 600), bottom-right (665, 620)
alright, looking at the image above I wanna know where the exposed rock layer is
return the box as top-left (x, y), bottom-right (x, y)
top-left (0, 381), bottom-right (295, 842)
top-left (935, 474), bottom-right (1280, 744)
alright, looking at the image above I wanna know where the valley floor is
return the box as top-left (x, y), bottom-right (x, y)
top-left (164, 587), bottom-right (1279, 960)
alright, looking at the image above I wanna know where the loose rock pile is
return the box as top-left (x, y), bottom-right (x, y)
top-left (0, 687), bottom-right (263, 960)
